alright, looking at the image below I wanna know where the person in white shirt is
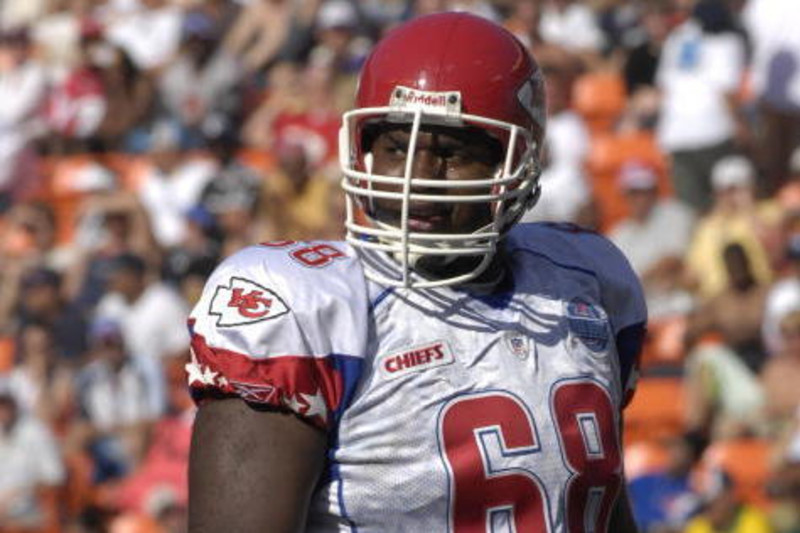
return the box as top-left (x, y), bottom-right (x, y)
top-left (95, 253), bottom-right (190, 417)
top-left (0, 388), bottom-right (65, 530)
top-left (656, 0), bottom-right (746, 212)
top-left (609, 161), bottom-right (697, 320)
top-left (742, 0), bottom-right (800, 195)
top-left (137, 122), bottom-right (217, 249)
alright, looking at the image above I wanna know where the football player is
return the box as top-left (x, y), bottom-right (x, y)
top-left (187, 12), bottom-right (646, 533)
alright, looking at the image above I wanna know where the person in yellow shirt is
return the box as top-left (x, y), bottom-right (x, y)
top-left (684, 468), bottom-right (773, 533)
top-left (686, 155), bottom-right (782, 300)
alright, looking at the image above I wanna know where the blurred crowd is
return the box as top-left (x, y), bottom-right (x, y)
top-left (1, 0), bottom-right (800, 532)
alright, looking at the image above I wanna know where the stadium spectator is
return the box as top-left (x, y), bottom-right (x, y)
top-left (94, 252), bottom-right (189, 416)
top-left (3, 320), bottom-right (75, 429)
top-left (41, 23), bottom-right (107, 154)
top-left (538, 0), bottom-right (606, 58)
top-left (0, 27), bottom-right (47, 205)
top-left (0, 386), bottom-right (65, 531)
top-left (261, 139), bottom-right (336, 242)
top-left (503, 1), bottom-right (540, 48)
top-left (65, 167), bottom-right (160, 309)
top-left (683, 467), bottom-right (773, 533)
top-left (104, 0), bottom-right (184, 72)
top-left (136, 122), bottom-right (216, 248)
top-left (198, 137), bottom-right (265, 258)
top-left (682, 249), bottom-right (767, 440)
top-left (14, 268), bottom-right (89, 362)
top-left (761, 310), bottom-right (800, 437)
top-left (628, 430), bottom-right (708, 533)
top-left (91, 44), bottom-right (158, 152)
top-left (623, 2), bottom-right (673, 95)
top-left (742, 0), bottom-right (800, 196)
top-left (156, 11), bottom-right (242, 150)
top-left (686, 155), bottom-right (780, 299)
top-left (522, 45), bottom-right (593, 226)
top-left (655, 0), bottom-right (747, 212)
top-left (762, 226), bottom-right (800, 358)
top-left (68, 318), bottom-right (159, 483)
top-left (609, 160), bottom-right (696, 320)
top-left (686, 242), bottom-right (770, 372)
top-left (222, 0), bottom-right (294, 75)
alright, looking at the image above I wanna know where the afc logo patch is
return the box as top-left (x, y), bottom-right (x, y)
top-left (209, 277), bottom-right (289, 327)
top-left (565, 297), bottom-right (610, 352)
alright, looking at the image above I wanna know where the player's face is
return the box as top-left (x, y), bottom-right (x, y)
top-left (367, 124), bottom-right (503, 235)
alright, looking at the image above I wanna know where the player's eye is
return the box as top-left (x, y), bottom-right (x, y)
top-left (382, 137), bottom-right (409, 158)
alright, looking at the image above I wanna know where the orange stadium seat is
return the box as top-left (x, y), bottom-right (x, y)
top-left (624, 375), bottom-right (686, 445)
top-left (237, 147), bottom-right (277, 178)
top-left (702, 437), bottom-right (775, 509)
top-left (43, 155), bottom-right (100, 244)
top-left (639, 315), bottom-right (689, 371)
top-left (0, 335), bottom-right (15, 372)
top-left (572, 71), bottom-right (627, 136)
top-left (585, 131), bottom-right (670, 232)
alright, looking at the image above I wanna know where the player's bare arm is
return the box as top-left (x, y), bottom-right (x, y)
top-left (189, 398), bottom-right (327, 533)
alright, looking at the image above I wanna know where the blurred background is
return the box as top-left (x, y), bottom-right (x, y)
top-left (1, 0), bottom-right (799, 532)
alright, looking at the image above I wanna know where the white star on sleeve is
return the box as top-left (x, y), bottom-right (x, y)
top-left (300, 389), bottom-right (328, 419)
top-left (201, 366), bottom-right (219, 385)
top-left (186, 362), bottom-right (220, 386)
top-left (283, 393), bottom-right (306, 414)
top-left (186, 362), bottom-right (206, 385)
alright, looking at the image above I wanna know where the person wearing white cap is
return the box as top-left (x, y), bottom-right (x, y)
top-left (609, 160), bottom-right (696, 319)
top-left (709, 154), bottom-right (756, 192)
top-left (686, 154), bottom-right (781, 298)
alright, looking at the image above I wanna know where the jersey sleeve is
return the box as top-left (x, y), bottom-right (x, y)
top-left (515, 223), bottom-right (648, 407)
top-left (575, 230), bottom-right (648, 408)
top-left (186, 241), bottom-right (369, 430)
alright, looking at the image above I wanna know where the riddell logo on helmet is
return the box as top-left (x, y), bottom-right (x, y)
top-left (400, 92), bottom-right (447, 107)
top-left (389, 86), bottom-right (461, 116)
top-left (379, 341), bottom-right (455, 380)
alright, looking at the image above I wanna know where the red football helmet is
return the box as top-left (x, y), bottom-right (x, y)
top-left (339, 12), bottom-right (546, 288)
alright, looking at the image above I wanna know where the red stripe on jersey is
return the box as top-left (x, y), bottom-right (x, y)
top-left (188, 332), bottom-right (345, 430)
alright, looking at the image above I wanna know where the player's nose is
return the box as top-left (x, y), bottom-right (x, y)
top-left (410, 149), bottom-right (445, 183)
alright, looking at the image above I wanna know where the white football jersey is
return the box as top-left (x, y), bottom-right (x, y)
top-left (187, 222), bottom-right (647, 533)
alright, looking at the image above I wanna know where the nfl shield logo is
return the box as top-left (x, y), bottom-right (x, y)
top-left (565, 298), bottom-right (610, 352)
top-left (504, 330), bottom-right (530, 359)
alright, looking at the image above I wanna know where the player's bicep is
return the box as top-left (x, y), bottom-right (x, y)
top-left (189, 397), bottom-right (327, 533)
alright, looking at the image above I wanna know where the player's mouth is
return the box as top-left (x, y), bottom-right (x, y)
top-left (407, 213), bottom-right (448, 231)
top-left (371, 204), bottom-right (452, 232)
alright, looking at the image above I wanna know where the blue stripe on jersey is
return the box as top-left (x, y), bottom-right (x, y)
top-left (323, 459), bottom-right (358, 532)
top-left (329, 354), bottom-right (365, 423)
top-left (370, 287), bottom-right (395, 311)
top-left (324, 354), bottom-right (365, 532)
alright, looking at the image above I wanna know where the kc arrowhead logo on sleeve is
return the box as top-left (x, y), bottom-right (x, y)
top-left (209, 277), bottom-right (290, 326)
